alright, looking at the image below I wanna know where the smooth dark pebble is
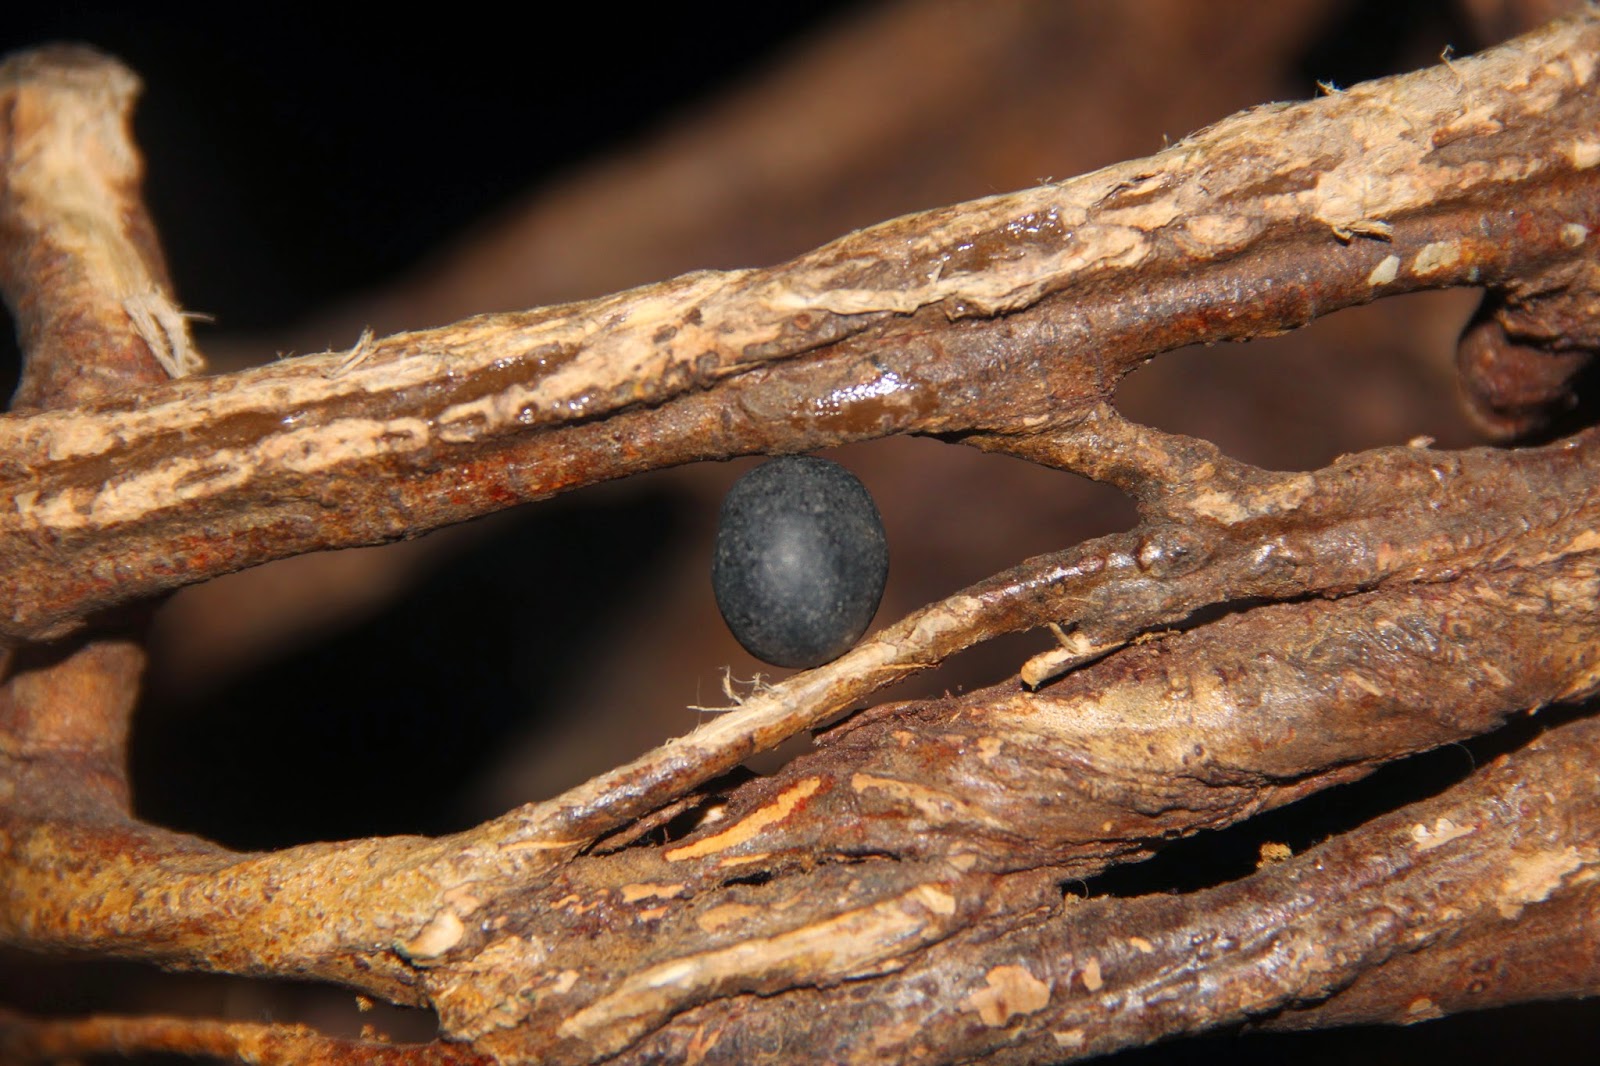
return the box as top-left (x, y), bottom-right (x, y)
top-left (712, 456), bottom-right (889, 668)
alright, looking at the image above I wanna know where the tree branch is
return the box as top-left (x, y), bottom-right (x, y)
top-left (601, 713), bottom-right (1600, 1064)
top-left (1, 14), bottom-right (1597, 642)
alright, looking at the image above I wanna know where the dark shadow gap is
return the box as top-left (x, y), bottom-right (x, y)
top-left (0, 951), bottom-right (437, 1047)
top-left (1113, 288), bottom-right (1484, 473)
top-left (1294, 0), bottom-right (1477, 92)
top-left (131, 484), bottom-right (692, 851)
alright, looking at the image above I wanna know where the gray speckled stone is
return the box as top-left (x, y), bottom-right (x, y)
top-left (712, 456), bottom-right (889, 668)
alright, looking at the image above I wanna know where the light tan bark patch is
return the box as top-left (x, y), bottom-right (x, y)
top-left (963, 964), bottom-right (1051, 1026)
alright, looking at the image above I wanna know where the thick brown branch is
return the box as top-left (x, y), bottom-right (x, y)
top-left (1258, 813), bottom-right (1600, 1030)
top-left (1, 15), bottom-right (1598, 643)
top-left (608, 713), bottom-right (1600, 1064)
top-left (5, 450), bottom-right (1596, 1026)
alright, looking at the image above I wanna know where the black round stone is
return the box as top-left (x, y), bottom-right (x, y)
top-left (712, 456), bottom-right (889, 668)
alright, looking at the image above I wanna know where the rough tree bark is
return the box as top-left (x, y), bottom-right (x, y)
top-left (2, 8), bottom-right (1599, 1065)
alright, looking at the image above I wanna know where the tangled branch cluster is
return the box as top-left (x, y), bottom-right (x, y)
top-left (2, 12), bottom-right (1599, 1065)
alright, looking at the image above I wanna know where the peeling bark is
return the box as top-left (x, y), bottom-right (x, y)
top-left (617, 714), bottom-right (1600, 1064)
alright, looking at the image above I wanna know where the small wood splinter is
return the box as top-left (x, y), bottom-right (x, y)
top-left (1020, 623), bottom-right (1126, 689)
